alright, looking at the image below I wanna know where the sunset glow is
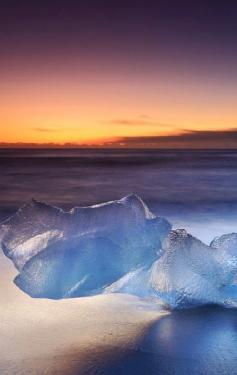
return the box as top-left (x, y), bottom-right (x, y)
top-left (0, 1), bottom-right (237, 147)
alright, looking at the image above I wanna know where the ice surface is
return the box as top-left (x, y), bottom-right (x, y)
top-left (0, 194), bottom-right (170, 299)
top-left (107, 229), bottom-right (237, 308)
top-left (1, 195), bottom-right (237, 308)
top-left (149, 230), bottom-right (237, 307)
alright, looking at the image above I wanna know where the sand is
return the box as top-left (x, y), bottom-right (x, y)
top-left (0, 252), bottom-right (166, 374)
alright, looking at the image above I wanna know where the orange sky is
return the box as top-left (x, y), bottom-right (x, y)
top-left (1, 1), bottom-right (237, 148)
top-left (0, 58), bottom-right (237, 147)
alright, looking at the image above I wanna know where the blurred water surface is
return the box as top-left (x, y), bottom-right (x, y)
top-left (1, 148), bottom-right (237, 242)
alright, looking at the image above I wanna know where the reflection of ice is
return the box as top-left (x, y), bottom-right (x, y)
top-left (1, 195), bottom-right (237, 309)
top-left (136, 307), bottom-right (237, 374)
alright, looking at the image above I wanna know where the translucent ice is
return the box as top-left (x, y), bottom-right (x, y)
top-left (0, 194), bottom-right (170, 299)
top-left (1, 195), bottom-right (237, 309)
top-left (107, 230), bottom-right (237, 308)
top-left (149, 229), bottom-right (236, 308)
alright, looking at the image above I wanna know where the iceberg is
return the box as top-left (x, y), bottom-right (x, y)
top-left (0, 194), bottom-right (170, 299)
top-left (1, 194), bottom-right (237, 309)
top-left (107, 229), bottom-right (237, 308)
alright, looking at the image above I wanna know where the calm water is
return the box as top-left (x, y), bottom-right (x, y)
top-left (1, 148), bottom-right (237, 242)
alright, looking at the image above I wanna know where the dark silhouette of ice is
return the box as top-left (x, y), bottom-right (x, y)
top-left (1, 195), bottom-right (237, 308)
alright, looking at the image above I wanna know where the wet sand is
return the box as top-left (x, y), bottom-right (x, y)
top-left (1, 251), bottom-right (237, 375)
top-left (0, 252), bottom-right (164, 374)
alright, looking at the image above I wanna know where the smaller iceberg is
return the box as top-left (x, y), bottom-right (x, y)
top-left (107, 229), bottom-right (237, 308)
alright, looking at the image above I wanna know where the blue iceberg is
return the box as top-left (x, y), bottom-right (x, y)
top-left (0, 194), bottom-right (170, 299)
top-left (1, 194), bottom-right (237, 309)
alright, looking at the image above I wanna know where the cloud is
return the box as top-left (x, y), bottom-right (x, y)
top-left (32, 127), bottom-right (59, 133)
top-left (110, 118), bottom-right (150, 126)
top-left (108, 128), bottom-right (237, 148)
top-left (139, 114), bottom-right (152, 119)
top-left (108, 118), bottom-right (170, 127)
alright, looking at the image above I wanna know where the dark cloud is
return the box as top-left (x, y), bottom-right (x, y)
top-left (109, 128), bottom-right (237, 148)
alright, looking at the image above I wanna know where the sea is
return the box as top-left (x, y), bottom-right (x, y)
top-left (1, 148), bottom-right (237, 243)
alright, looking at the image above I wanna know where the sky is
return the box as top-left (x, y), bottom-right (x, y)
top-left (0, 0), bottom-right (237, 148)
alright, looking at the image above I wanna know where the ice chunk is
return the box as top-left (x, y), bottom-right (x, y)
top-left (149, 229), bottom-right (225, 308)
top-left (107, 230), bottom-right (237, 309)
top-left (0, 194), bottom-right (171, 299)
top-left (3, 194), bottom-right (237, 309)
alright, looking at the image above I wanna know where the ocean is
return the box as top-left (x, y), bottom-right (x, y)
top-left (1, 148), bottom-right (237, 243)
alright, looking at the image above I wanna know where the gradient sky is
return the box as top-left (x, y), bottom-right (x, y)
top-left (1, 0), bottom-right (237, 147)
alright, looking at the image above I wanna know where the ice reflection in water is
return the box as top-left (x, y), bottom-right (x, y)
top-left (102, 307), bottom-right (237, 375)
